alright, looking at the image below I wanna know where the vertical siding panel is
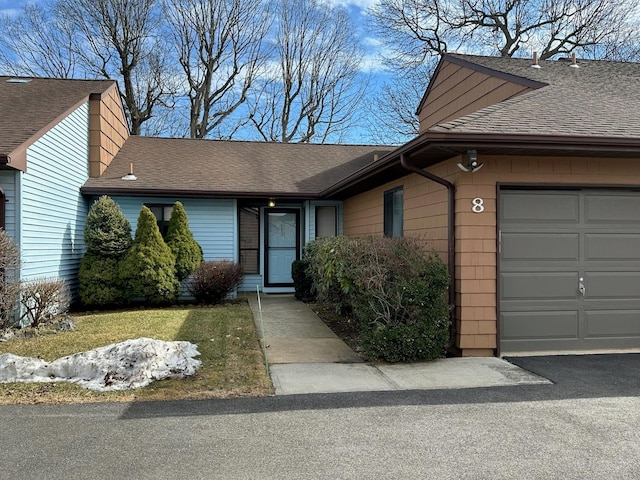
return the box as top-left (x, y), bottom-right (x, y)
top-left (20, 103), bottom-right (90, 295)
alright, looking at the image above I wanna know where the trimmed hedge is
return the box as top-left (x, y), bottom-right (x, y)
top-left (302, 236), bottom-right (450, 362)
top-left (166, 202), bottom-right (203, 280)
top-left (119, 206), bottom-right (180, 305)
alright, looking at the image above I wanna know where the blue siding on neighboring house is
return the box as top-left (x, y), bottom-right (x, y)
top-left (0, 170), bottom-right (18, 240)
top-left (19, 102), bottom-right (90, 293)
top-left (109, 196), bottom-right (237, 261)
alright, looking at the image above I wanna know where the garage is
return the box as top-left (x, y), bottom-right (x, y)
top-left (499, 188), bottom-right (640, 354)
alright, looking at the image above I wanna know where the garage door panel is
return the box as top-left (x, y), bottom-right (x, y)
top-left (499, 189), bottom-right (640, 353)
top-left (501, 272), bottom-right (578, 300)
top-left (585, 234), bottom-right (640, 261)
top-left (585, 194), bottom-right (640, 223)
top-left (500, 193), bottom-right (579, 223)
top-left (585, 310), bottom-right (640, 338)
top-left (586, 272), bottom-right (640, 298)
top-left (501, 311), bottom-right (579, 340)
top-left (501, 233), bottom-right (579, 261)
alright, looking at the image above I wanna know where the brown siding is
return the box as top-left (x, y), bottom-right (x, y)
top-left (418, 60), bottom-right (532, 132)
top-left (89, 84), bottom-right (129, 177)
top-left (343, 161), bottom-right (454, 261)
top-left (345, 154), bottom-right (640, 357)
top-left (454, 154), bottom-right (640, 356)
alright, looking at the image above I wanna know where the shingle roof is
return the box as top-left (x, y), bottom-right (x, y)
top-left (431, 53), bottom-right (640, 138)
top-left (0, 76), bottom-right (116, 158)
top-left (82, 136), bottom-right (393, 197)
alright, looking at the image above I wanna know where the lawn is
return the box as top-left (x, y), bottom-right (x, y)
top-left (0, 302), bottom-right (271, 404)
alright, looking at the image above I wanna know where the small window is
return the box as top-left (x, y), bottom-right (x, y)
top-left (315, 206), bottom-right (337, 238)
top-left (383, 187), bottom-right (403, 238)
top-left (239, 207), bottom-right (260, 274)
top-left (146, 204), bottom-right (174, 237)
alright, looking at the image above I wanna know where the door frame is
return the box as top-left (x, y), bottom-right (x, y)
top-left (263, 207), bottom-right (301, 287)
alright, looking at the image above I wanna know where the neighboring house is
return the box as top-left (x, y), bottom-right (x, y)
top-left (0, 76), bottom-right (128, 295)
top-left (5, 52), bottom-right (640, 358)
top-left (81, 138), bottom-right (393, 293)
top-left (324, 53), bottom-right (640, 356)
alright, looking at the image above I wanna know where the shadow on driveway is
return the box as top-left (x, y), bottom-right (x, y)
top-left (118, 353), bottom-right (640, 420)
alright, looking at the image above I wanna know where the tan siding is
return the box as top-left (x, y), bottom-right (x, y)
top-left (417, 61), bottom-right (532, 132)
top-left (453, 154), bottom-right (640, 356)
top-left (343, 161), bottom-right (454, 261)
top-left (89, 85), bottom-right (130, 177)
top-left (345, 154), bottom-right (640, 356)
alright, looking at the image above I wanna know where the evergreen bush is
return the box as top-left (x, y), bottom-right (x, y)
top-left (291, 259), bottom-right (313, 300)
top-left (165, 202), bottom-right (203, 280)
top-left (187, 260), bottom-right (243, 305)
top-left (0, 229), bottom-right (20, 328)
top-left (84, 195), bottom-right (132, 257)
top-left (119, 206), bottom-right (180, 305)
top-left (78, 255), bottom-right (125, 307)
top-left (78, 196), bottom-right (132, 308)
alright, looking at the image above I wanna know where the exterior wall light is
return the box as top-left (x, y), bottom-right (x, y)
top-left (457, 150), bottom-right (483, 173)
top-left (268, 198), bottom-right (276, 207)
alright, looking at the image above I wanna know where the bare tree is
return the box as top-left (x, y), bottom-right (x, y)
top-left (164, 0), bottom-right (270, 139)
top-left (368, 0), bottom-right (640, 142)
top-left (0, 3), bottom-right (79, 78)
top-left (56, 0), bottom-right (175, 135)
top-left (247, 0), bottom-right (366, 143)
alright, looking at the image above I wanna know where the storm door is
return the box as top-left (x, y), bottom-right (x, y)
top-left (264, 209), bottom-right (300, 286)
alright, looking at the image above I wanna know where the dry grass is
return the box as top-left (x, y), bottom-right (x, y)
top-left (0, 302), bottom-right (270, 404)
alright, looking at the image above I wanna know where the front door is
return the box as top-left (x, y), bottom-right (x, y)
top-left (265, 209), bottom-right (300, 286)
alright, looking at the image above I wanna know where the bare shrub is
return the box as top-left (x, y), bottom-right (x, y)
top-left (0, 229), bottom-right (21, 329)
top-left (20, 278), bottom-right (71, 328)
top-left (187, 260), bottom-right (243, 305)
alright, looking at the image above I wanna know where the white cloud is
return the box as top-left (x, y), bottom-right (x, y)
top-left (320, 0), bottom-right (380, 11)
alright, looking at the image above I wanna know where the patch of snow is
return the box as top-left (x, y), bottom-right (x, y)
top-left (0, 338), bottom-right (201, 391)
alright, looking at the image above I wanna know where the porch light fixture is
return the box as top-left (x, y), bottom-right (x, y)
top-left (457, 150), bottom-right (483, 173)
top-left (121, 162), bottom-right (137, 181)
top-left (268, 198), bottom-right (276, 207)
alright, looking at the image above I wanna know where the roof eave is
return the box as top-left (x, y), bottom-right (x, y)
top-left (323, 132), bottom-right (640, 199)
top-left (80, 186), bottom-right (324, 200)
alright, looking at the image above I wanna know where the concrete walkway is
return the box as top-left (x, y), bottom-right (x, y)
top-left (247, 294), bottom-right (550, 395)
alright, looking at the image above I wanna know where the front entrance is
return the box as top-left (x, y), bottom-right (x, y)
top-left (264, 209), bottom-right (300, 286)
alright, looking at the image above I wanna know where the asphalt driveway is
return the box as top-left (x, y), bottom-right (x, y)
top-left (2, 354), bottom-right (639, 479)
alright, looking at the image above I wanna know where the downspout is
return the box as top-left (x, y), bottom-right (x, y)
top-left (400, 153), bottom-right (457, 350)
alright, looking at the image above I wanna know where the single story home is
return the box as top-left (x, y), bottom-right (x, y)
top-left (3, 52), bottom-right (640, 357)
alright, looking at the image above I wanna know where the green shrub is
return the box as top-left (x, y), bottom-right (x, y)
top-left (79, 196), bottom-right (132, 308)
top-left (187, 260), bottom-right (243, 305)
top-left (291, 259), bottom-right (313, 300)
top-left (304, 236), bottom-right (361, 314)
top-left (165, 202), bottom-right (203, 280)
top-left (304, 235), bottom-right (450, 362)
top-left (84, 195), bottom-right (132, 257)
top-left (78, 255), bottom-right (125, 307)
top-left (119, 206), bottom-right (180, 305)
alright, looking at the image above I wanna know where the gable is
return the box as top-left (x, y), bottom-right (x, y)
top-left (417, 56), bottom-right (539, 133)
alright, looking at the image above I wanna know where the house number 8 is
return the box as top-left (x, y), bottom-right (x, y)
top-left (472, 198), bottom-right (485, 213)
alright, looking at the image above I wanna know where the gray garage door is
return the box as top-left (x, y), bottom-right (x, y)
top-left (499, 189), bottom-right (640, 353)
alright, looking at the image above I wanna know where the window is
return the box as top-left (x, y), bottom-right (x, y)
top-left (239, 207), bottom-right (260, 274)
top-left (146, 204), bottom-right (174, 237)
top-left (383, 187), bottom-right (403, 237)
top-left (315, 206), bottom-right (337, 238)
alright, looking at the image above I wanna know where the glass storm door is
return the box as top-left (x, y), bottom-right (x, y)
top-left (265, 209), bottom-right (299, 286)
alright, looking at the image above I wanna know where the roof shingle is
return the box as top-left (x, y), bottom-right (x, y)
top-left (432, 54), bottom-right (640, 138)
top-left (0, 76), bottom-right (116, 157)
top-left (82, 136), bottom-right (393, 197)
